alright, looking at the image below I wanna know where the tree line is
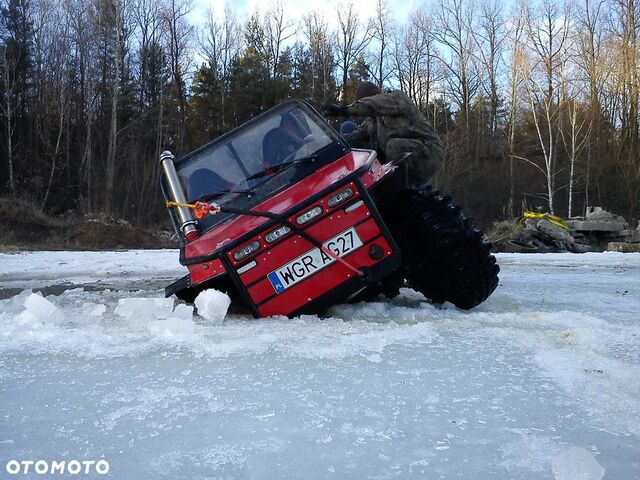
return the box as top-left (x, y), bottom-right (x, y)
top-left (1, 0), bottom-right (638, 228)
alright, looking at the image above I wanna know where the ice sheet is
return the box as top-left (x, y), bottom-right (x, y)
top-left (0, 251), bottom-right (638, 479)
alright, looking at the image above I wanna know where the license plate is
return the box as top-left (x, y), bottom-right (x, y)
top-left (267, 228), bottom-right (363, 294)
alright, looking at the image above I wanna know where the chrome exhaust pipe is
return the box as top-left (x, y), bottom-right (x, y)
top-left (160, 150), bottom-right (199, 241)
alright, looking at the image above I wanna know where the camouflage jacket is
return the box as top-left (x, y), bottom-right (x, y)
top-left (342, 90), bottom-right (441, 153)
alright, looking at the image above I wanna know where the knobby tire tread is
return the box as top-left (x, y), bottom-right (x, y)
top-left (379, 186), bottom-right (499, 309)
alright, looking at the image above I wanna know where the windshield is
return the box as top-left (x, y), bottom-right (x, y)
top-left (176, 102), bottom-right (342, 202)
top-left (170, 100), bottom-right (349, 235)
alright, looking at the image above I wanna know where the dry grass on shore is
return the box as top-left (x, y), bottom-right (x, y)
top-left (0, 198), bottom-right (176, 251)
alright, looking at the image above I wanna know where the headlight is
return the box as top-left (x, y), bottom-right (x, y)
top-left (296, 206), bottom-right (323, 225)
top-left (265, 225), bottom-right (291, 243)
top-left (327, 187), bottom-right (354, 207)
top-left (233, 240), bottom-right (260, 261)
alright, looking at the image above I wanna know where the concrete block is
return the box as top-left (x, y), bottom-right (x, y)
top-left (566, 220), bottom-right (627, 232)
top-left (607, 242), bottom-right (640, 253)
top-left (612, 230), bottom-right (640, 243)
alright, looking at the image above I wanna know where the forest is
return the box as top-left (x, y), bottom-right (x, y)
top-left (1, 0), bottom-right (639, 229)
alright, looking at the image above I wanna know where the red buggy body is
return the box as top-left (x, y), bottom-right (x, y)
top-left (162, 100), bottom-right (400, 317)
top-left (161, 100), bottom-right (499, 318)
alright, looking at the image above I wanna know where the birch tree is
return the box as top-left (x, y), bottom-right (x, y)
top-left (559, 75), bottom-right (591, 217)
top-left (522, 0), bottom-right (572, 214)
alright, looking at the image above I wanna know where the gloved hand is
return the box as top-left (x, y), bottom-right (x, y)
top-left (320, 104), bottom-right (349, 117)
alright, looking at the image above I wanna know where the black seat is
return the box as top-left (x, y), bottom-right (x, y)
top-left (187, 168), bottom-right (227, 201)
top-left (262, 127), bottom-right (303, 167)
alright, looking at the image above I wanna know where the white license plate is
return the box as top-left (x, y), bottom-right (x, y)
top-left (267, 227), bottom-right (363, 294)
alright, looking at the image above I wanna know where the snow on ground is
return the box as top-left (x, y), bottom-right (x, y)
top-left (0, 250), bottom-right (639, 479)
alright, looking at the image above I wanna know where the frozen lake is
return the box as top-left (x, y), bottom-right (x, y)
top-left (1, 250), bottom-right (639, 479)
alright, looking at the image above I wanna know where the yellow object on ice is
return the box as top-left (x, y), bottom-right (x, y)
top-left (520, 211), bottom-right (569, 230)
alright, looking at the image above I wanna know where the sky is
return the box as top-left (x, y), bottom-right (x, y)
top-left (191, 0), bottom-right (416, 29)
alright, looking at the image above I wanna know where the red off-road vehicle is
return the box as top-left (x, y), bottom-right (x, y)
top-left (161, 100), bottom-right (498, 318)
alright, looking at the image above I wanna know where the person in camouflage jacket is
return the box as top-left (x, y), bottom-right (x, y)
top-left (321, 82), bottom-right (444, 188)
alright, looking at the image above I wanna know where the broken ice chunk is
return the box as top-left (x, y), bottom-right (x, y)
top-left (170, 303), bottom-right (194, 321)
top-left (115, 297), bottom-right (175, 322)
top-left (23, 292), bottom-right (64, 324)
top-left (194, 289), bottom-right (231, 323)
top-left (15, 310), bottom-right (39, 326)
top-left (145, 303), bottom-right (196, 337)
top-left (551, 447), bottom-right (604, 480)
top-left (0, 290), bottom-right (33, 315)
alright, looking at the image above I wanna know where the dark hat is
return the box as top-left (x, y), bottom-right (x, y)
top-left (355, 81), bottom-right (381, 101)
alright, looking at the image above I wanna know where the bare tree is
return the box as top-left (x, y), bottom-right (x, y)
top-left (33, 0), bottom-right (72, 210)
top-left (524, 0), bottom-right (571, 102)
top-left (105, 0), bottom-right (128, 215)
top-left (244, 0), bottom-right (294, 79)
top-left (127, 0), bottom-right (169, 222)
top-left (335, 1), bottom-right (372, 103)
top-left (574, 0), bottom-right (608, 211)
top-left (433, 0), bottom-right (479, 130)
top-left (200, 3), bottom-right (241, 77)
top-left (163, 0), bottom-right (193, 153)
top-left (506, 3), bottom-right (526, 216)
top-left (302, 11), bottom-right (335, 104)
top-left (133, 0), bottom-right (162, 106)
top-left (576, 0), bottom-right (607, 116)
top-left (1, 44), bottom-right (17, 195)
top-left (607, 0), bottom-right (640, 220)
top-left (471, 0), bottom-right (508, 137)
top-left (369, 0), bottom-right (394, 89)
top-left (393, 7), bottom-right (439, 111)
top-left (69, 0), bottom-right (97, 211)
top-left (610, 0), bottom-right (640, 146)
top-left (199, 3), bottom-right (241, 130)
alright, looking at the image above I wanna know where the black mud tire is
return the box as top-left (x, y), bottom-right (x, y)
top-left (378, 186), bottom-right (499, 309)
